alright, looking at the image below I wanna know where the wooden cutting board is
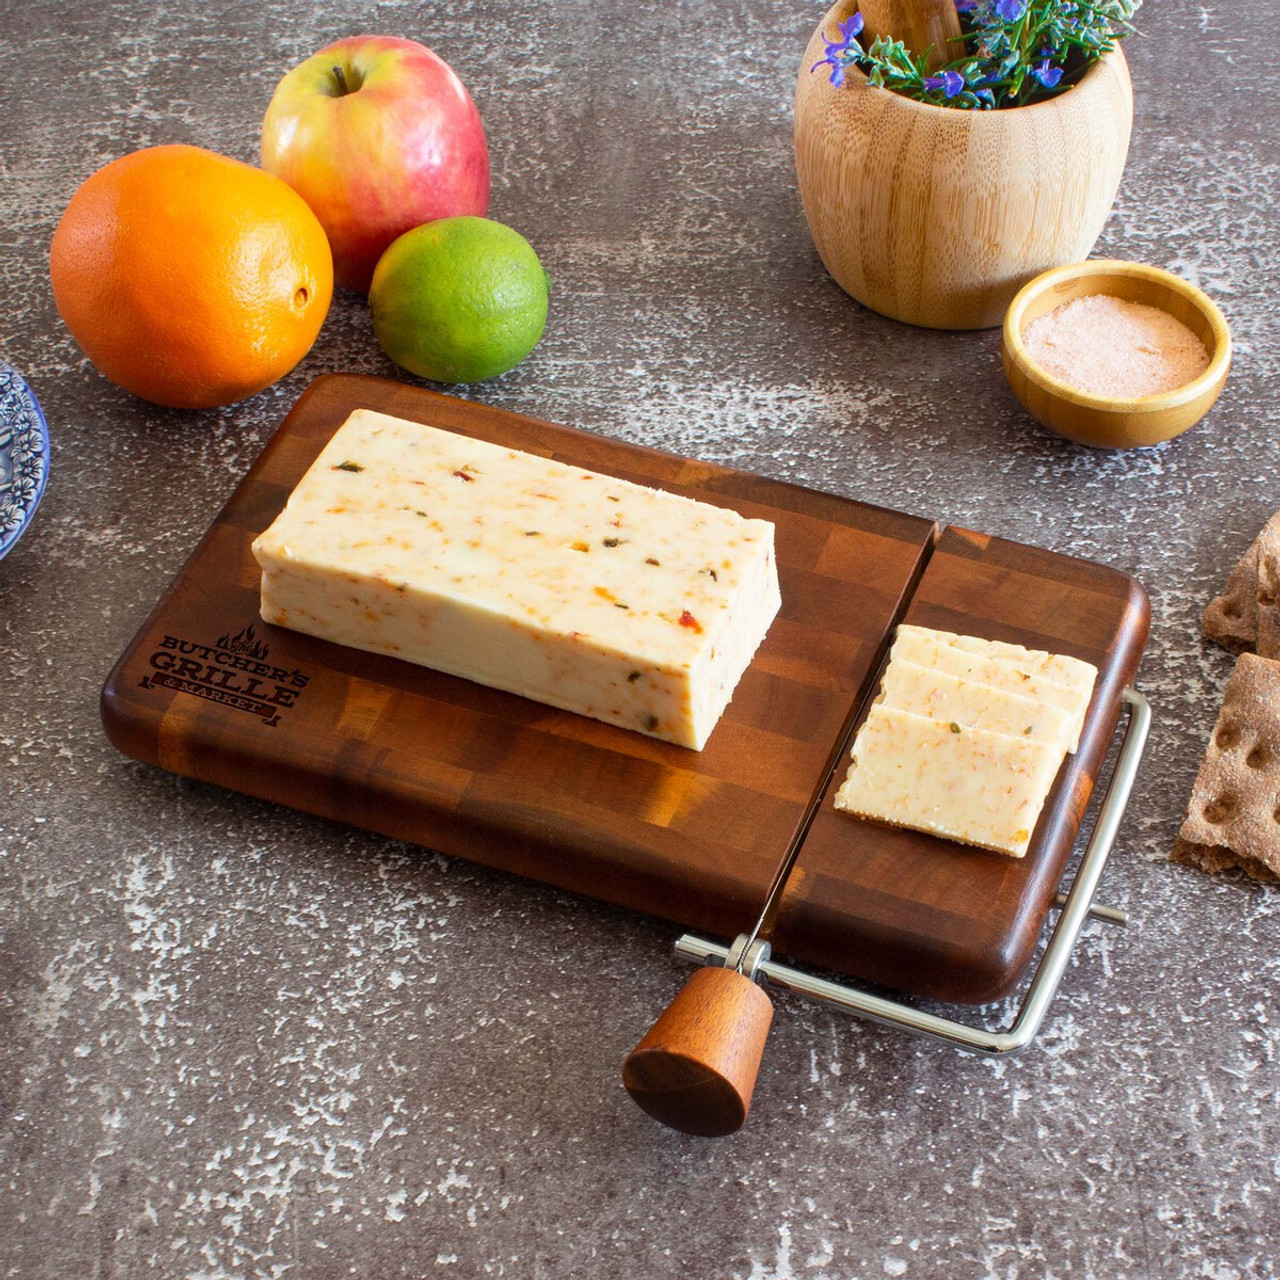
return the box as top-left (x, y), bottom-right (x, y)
top-left (101, 374), bottom-right (1148, 1005)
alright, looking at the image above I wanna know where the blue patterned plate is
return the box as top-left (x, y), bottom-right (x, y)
top-left (0, 361), bottom-right (50, 561)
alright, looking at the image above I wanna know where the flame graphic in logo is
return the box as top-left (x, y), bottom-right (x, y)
top-left (216, 623), bottom-right (271, 661)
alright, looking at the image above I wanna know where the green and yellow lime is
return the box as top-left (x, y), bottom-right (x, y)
top-left (369, 216), bottom-right (550, 383)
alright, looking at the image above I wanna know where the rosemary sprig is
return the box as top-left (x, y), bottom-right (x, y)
top-left (812, 0), bottom-right (1142, 110)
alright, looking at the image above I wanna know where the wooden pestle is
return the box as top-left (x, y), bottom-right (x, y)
top-left (857, 0), bottom-right (964, 72)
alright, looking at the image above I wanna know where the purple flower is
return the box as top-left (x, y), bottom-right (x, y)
top-left (1030, 56), bottom-right (1063, 88)
top-left (810, 13), bottom-right (865, 87)
top-left (994, 0), bottom-right (1026, 20)
top-left (954, 0), bottom-right (978, 9)
top-left (923, 69), bottom-right (966, 97)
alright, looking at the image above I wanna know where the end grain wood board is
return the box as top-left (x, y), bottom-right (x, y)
top-left (101, 374), bottom-right (935, 948)
top-left (100, 374), bottom-right (1148, 1005)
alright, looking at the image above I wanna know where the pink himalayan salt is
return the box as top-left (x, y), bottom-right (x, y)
top-left (1023, 293), bottom-right (1210, 399)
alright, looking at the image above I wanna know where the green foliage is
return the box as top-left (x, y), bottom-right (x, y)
top-left (815, 0), bottom-right (1142, 110)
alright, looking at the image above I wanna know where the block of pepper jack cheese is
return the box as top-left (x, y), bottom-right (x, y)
top-left (833, 705), bottom-right (1065, 857)
top-left (877, 659), bottom-right (1075, 752)
top-left (889, 628), bottom-right (1095, 753)
top-left (251, 409), bottom-right (781, 750)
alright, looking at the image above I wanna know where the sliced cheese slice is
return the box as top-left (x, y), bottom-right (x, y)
top-left (251, 409), bottom-right (781, 750)
top-left (877, 659), bottom-right (1075, 752)
top-left (889, 629), bottom-right (1094, 753)
top-left (896, 624), bottom-right (1097, 700)
top-left (833, 705), bottom-right (1065, 857)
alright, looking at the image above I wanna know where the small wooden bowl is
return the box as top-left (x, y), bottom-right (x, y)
top-left (1002, 260), bottom-right (1231, 449)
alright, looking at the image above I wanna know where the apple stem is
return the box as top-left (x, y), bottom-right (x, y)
top-left (332, 64), bottom-right (350, 96)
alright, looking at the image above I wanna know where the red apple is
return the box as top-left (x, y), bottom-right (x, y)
top-left (261, 35), bottom-right (489, 293)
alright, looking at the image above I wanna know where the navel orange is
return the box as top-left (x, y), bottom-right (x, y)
top-left (50, 144), bottom-right (333, 410)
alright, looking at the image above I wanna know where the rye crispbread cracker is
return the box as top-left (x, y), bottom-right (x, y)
top-left (1203, 539), bottom-right (1261, 651)
top-left (1174, 652), bottom-right (1280, 882)
top-left (1203, 511), bottom-right (1280, 654)
top-left (1170, 836), bottom-right (1279, 883)
top-left (1255, 526), bottom-right (1280, 659)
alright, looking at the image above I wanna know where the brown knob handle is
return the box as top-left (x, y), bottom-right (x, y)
top-left (622, 965), bottom-right (774, 1137)
top-left (858, 0), bottom-right (964, 71)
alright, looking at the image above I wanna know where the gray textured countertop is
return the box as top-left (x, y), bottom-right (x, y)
top-left (3, 3), bottom-right (1278, 1277)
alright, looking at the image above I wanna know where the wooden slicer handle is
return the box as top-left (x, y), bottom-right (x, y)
top-left (622, 964), bottom-right (774, 1137)
top-left (858, 0), bottom-right (964, 72)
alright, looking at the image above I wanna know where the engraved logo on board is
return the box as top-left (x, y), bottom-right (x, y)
top-left (140, 624), bottom-right (309, 727)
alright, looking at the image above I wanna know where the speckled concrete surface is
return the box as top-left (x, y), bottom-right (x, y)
top-left (2, 2), bottom-right (1278, 1277)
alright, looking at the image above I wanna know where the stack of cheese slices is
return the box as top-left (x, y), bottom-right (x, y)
top-left (834, 625), bottom-right (1098, 858)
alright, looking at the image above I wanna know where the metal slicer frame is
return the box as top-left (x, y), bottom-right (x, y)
top-left (669, 687), bottom-right (1151, 1056)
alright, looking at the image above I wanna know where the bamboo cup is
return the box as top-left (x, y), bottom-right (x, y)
top-left (796, 0), bottom-right (1134, 329)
